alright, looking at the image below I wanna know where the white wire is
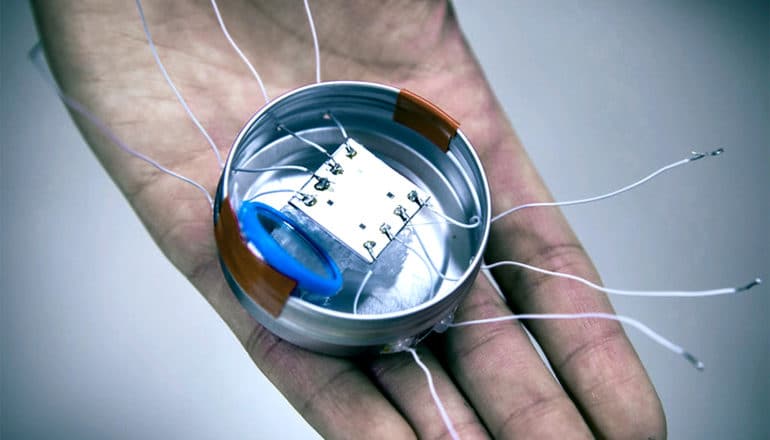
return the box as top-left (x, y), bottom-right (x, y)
top-left (481, 264), bottom-right (506, 300)
top-left (28, 43), bottom-right (214, 209)
top-left (394, 228), bottom-right (460, 284)
top-left (247, 188), bottom-right (298, 201)
top-left (405, 348), bottom-right (461, 440)
top-left (326, 112), bottom-right (348, 139)
top-left (278, 124), bottom-right (333, 159)
top-left (448, 312), bottom-right (704, 370)
top-left (411, 227), bottom-right (463, 282)
top-left (352, 270), bottom-right (374, 314)
top-left (483, 260), bottom-right (761, 298)
top-left (491, 152), bottom-right (720, 223)
top-left (135, 0), bottom-right (224, 168)
top-left (393, 235), bottom-right (438, 291)
top-left (210, 0), bottom-right (270, 104)
top-left (424, 206), bottom-right (480, 229)
top-left (303, 0), bottom-right (321, 83)
top-left (233, 165), bottom-right (310, 174)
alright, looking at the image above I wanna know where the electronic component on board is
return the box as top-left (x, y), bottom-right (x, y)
top-left (290, 138), bottom-right (430, 263)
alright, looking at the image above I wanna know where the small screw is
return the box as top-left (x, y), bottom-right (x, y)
top-left (380, 223), bottom-right (395, 240)
top-left (297, 193), bottom-right (317, 207)
top-left (314, 176), bottom-right (331, 191)
top-left (328, 162), bottom-right (344, 175)
top-left (344, 143), bottom-right (357, 158)
top-left (407, 190), bottom-right (422, 205)
top-left (394, 205), bottom-right (409, 222)
top-left (363, 240), bottom-right (377, 259)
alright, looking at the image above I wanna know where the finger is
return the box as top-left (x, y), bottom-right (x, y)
top-left (185, 262), bottom-right (415, 440)
top-left (366, 348), bottom-right (489, 439)
top-left (437, 275), bottom-right (592, 438)
top-left (245, 326), bottom-right (416, 440)
top-left (482, 131), bottom-right (666, 438)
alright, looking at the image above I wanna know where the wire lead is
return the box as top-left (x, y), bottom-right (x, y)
top-left (135, 0), bottom-right (225, 168)
top-left (423, 205), bottom-right (481, 229)
top-left (406, 348), bottom-right (460, 440)
top-left (303, 0), bottom-right (321, 84)
top-left (277, 124), bottom-right (336, 161)
top-left (396, 228), bottom-right (462, 283)
top-left (449, 312), bottom-right (705, 371)
top-left (491, 149), bottom-right (726, 223)
top-left (352, 270), bottom-right (374, 314)
top-left (689, 148), bottom-right (724, 161)
top-left (736, 278), bottom-right (762, 292)
top-left (483, 260), bottom-right (762, 298)
top-left (325, 111), bottom-right (349, 139)
top-left (232, 165), bottom-right (310, 174)
top-left (246, 188), bottom-right (298, 202)
top-left (682, 351), bottom-right (705, 371)
top-left (29, 43), bottom-right (214, 209)
top-left (393, 235), bottom-right (438, 291)
top-left (210, 0), bottom-right (270, 104)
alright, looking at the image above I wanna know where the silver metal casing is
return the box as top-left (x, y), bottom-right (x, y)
top-left (215, 81), bottom-right (491, 356)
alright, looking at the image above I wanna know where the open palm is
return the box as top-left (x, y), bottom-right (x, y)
top-left (34, 1), bottom-right (664, 438)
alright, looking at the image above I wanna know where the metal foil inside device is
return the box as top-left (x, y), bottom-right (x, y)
top-left (214, 81), bottom-right (491, 356)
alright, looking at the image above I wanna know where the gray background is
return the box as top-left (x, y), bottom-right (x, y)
top-left (2, 1), bottom-right (767, 438)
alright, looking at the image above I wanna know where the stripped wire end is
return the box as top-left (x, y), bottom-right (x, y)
top-left (735, 277), bottom-right (762, 293)
top-left (689, 148), bottom-right (724, 161)
top-left (682, 351), bottom-right (705, 371)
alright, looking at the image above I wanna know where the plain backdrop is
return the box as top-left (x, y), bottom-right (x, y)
top-left (2, 1), bottom-right (768, 438)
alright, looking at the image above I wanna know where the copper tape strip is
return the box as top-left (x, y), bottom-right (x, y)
top-left (214, 198), bottom-right (297, 317)
top-left (393, 88), bottom-right (460, 152)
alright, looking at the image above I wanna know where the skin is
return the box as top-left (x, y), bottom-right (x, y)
top-left (33, 1), bottom-right (666, 438)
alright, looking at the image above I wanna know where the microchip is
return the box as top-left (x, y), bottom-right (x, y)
top-left (290, 138), bottom-right (429, 263)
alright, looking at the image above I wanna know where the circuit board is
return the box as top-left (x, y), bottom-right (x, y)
top-left (290, 138), bottom-right (429, 263)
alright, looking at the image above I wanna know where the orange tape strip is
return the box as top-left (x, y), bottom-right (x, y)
top-left (215, 198), bottom-right (297, 317)
top-left (393, 89), bottom-right (460, 152)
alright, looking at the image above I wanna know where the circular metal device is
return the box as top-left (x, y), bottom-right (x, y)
top-left (215, 81), bottom-right (491, 356)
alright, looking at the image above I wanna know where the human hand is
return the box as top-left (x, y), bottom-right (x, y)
top-left (33, 1), bottom-right (665, 438)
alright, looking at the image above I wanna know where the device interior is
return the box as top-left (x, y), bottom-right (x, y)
top-left (227, 106), bottom-right (485, 316)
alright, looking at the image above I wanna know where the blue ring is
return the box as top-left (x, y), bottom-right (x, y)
top-left (238, 201), bottom-right (342, 297)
